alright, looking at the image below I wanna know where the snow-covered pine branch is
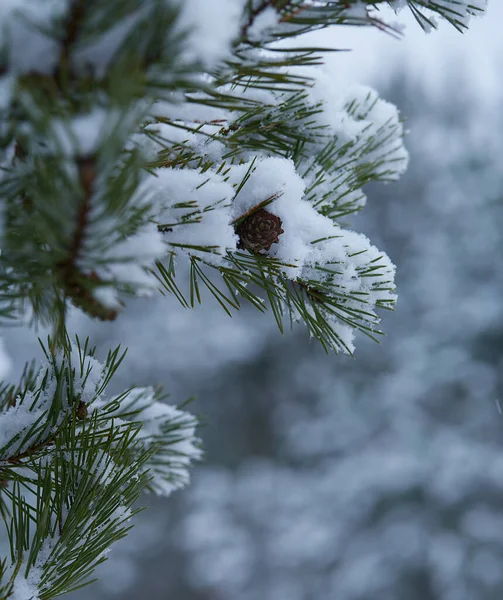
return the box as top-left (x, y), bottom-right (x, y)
top-left (0, 338), bottom-right (200, 599)
top-left (0, 0), bottom-right (486, 350)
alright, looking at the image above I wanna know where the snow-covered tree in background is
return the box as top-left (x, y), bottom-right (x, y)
top-left (0, 1), bottom-right (486, 598)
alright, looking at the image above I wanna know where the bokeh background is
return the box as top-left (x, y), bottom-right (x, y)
top-left (2, 2), bottom-right (503, 599)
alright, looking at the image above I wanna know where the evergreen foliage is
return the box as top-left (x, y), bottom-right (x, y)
top-left (0, 1), bottom-right (485, 598)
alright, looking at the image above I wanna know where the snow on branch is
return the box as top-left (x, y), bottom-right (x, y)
top-left (98, 387), bottom-right (202, 496)
top-left (302, 81), bottom-right (409, 218)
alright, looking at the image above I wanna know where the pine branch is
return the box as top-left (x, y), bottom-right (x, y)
top-left (388, 0), bottom-right (487, 32)
top-left (0, 337), bottom-right (200, 597)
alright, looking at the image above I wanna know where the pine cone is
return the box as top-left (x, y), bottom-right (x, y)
top-left (235, 208), bottom-right (284, 253)
top-left (76, 401), bottom-right (88, 420)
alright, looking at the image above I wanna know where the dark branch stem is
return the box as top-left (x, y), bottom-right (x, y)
top-left (5, 434), bottom-right (57, 466)
top-left (55, 0), bottom-right (86, 87)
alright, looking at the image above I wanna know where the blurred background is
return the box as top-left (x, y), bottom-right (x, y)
top-left (3, 2), bottom-right (503, 599)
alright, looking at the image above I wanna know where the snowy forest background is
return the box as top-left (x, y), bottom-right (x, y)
top-left (2, 3), bottom-right (503, 600)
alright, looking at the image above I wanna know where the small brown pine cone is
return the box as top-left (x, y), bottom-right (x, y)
top-left (76, 401), bottom-right (88, 420)
top-left (235, 208), bottom-right (284, 253)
